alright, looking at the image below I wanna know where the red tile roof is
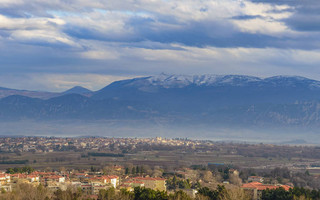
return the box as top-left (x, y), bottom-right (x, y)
top-left (241, 182), bottom-right (292, 191)
top-left (0, 174), bottom-right (8, 178)
top-left (104, 175), bottom-right (119, 179)
top-left (44, 175), bottom-right (64, 179)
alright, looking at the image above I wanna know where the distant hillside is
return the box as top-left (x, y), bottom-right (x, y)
top-left (0, 86), bottom-right (93, 99)
top-left (92, 74), bottom-right (320, 112)
top-left (0, 87), bottom-right (58, 99)
top-left (1, 74), bottom-right (320, 129)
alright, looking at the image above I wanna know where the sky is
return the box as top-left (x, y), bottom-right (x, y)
top-left (1, 0), bottom-right (320, 91)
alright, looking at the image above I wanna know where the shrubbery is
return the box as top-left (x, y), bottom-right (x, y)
top-left (262, 187), bottom-right (320, 200)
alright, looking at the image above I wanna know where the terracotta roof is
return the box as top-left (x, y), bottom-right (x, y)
top-left (31, 172), bottom-right (55, 176)
top-left (104, 175), bottom-right (119, 179)
top-left (11, 174), bottom-right (27, 178)
top-left (241, 182), bottom-right (292, 191)
top-left (27, 175), bottom-right (39, 178)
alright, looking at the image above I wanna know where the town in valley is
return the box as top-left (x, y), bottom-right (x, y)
top-left (0, 136), bottom-right (319, 199)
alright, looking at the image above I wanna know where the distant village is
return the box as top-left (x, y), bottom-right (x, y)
top-left (0, 136), bottom-right (207, 153)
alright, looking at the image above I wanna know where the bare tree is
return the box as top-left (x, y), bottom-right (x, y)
top-left (229, 174), bottom-right (242, 186)
top-left (219, 187), bottom-right (250, 200)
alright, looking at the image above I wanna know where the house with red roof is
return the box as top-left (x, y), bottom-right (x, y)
top-left (241, 182), bottom-right (292, 200)
top-left (102, 175), bottom-right (119, 188)
top-left (0, 174), bottom-right (10, 184)
top-left (87, 175), bottom-right (119, 188)
top-left (26, 175), bottom-right (40, 182)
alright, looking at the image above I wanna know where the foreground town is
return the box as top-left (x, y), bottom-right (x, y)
top-left (0, 137), bottom-right (319, 199)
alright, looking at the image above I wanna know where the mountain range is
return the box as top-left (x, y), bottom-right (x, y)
top-left (0, 86), bottom-right (93, 99)
top-left (2, 74), bottom-right (320, 129)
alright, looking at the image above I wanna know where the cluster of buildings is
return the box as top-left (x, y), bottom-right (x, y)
top-left (0, 137), bottom-right (211, 153)
top-left (0, 170), bottom-right (168, 197)
top-left (0, 168), bottom-right (299, 200)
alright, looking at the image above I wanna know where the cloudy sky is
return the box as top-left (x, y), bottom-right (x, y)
top-left (1, 0), bottom-right (320, 91)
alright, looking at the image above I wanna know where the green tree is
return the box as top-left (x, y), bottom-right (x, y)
top-left (98, 187), bottom-right (116, 200)
top-left (53, 187), bottom-right (82, 200)
top-left (134, 187), bottom-right (169, 200)
top-left (197, 185), bottom-right (226, 200)
top-left (132, 167), bottom-right (136, 175)
top-left (262, 188), bottom-right (292, 200)
top-left (169, 190), bottom-right (192, 200)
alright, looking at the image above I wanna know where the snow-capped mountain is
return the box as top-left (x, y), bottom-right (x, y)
top-left (2, 74), bottom-right (320, 130)
top-left (120, 74), bottom-right (263, 88)
top-left (92, 74), bottom-right (320, 103)
top-left (144, 74), bottom-right (263, 88)
top-left (96, 74), bottom-right (320, 91)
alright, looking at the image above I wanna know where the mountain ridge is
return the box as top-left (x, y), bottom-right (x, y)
top-left (1, 74), bottom-right (320, 130)
top-left (102, 74), bottom-right (319, 89)
top-left (1, 74), bottom-right (320, 98)
top-left (62, 86), bottom-right (92, 95)
top-left (0, 85), bottom-right (93, 99)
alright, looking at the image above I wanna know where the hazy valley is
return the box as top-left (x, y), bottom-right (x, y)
top-left (1, 74), bottom-right (320, 143)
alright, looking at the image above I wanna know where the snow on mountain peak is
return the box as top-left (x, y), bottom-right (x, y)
top-left (122, 74), bottom-right (320, 90)
top-left (146, 74), bottom-right (261, 88)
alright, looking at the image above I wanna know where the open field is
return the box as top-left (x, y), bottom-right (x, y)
top-left (0, 141), bottom-right (319, 174)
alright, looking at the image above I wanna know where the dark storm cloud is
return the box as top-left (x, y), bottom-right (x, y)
top-left (250, 0), bottom-right (320, 32)
top-left (285, 14), bottom-right (320, 31)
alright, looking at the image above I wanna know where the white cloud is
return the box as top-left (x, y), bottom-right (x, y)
top-left (116, 45), bottom-right (320, 80)
top-left (241, 1), bottom-right (290, 18)
top-left (233, 18), bottom-right (290, 35)
top-left (80, 50), bottom-right (119, 60)
top-left (1, 44), bottom-right (320, 91)
top-left (0, 14), bottom-right (65, 30)
top-left (10, 29), bottom-right (77, 46)
top-left (0, 0), bottom-right (24, 6)
top-left (231, 1), bottom-right (295, 36)
top-left (0, 0), bottom-right (319, 92)
top-left (0, 14), bottom-right (78, 47)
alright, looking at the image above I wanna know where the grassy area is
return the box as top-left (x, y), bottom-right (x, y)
top-left (0, 147), bottom-right (314, 172)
